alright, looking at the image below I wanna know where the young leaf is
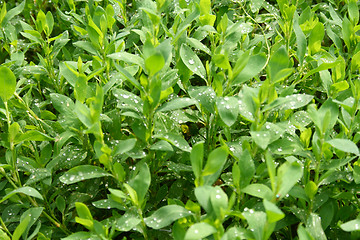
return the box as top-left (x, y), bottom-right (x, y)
top-left (59, 165), bottom-right (111, 184)
top-left (1, 1), bottom-right (25, 27)
top-left (263, 199), bottom-right (284, 223)
top-left (75, 202), bottom-right (93, 220)
top-left (145, 52), bottom-right (165, 76)
top-left (45, 11), bottom-right (54, 36)
top-left (308, 22), bottom-right (324, 55)
top-left (0, 66), bottom-right (16, 101)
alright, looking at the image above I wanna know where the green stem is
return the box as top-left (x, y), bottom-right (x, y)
top-left (0, 216), bottom-right (12, 238)
top-left (0, 168), bottom-right (18, 189)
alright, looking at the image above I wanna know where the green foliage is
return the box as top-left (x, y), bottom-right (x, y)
top-left (1, 0), bottom-right (360, 239)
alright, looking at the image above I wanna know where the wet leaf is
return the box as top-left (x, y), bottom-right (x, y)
top-left (180, 44), bottom-right (206, 79)
top-left (327, 139), bottom-right (359, 155)
top-left (0, 187), bottom-right (43, 203)
top-left (184, 222), bottom-right (217, 240)
top-left (145, 205), bottom-right (193, 229)
top-left (60, 165), bottom-right (111, 184)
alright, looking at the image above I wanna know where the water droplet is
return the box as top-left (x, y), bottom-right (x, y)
top-left (188, 59), bottom-right (195, 65)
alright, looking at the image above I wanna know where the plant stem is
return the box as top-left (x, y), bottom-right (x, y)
top-left (0, 216), bottom-right (12, 238)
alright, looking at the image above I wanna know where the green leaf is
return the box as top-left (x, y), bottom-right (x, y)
top-left (116, 210), bottom-right (141, 231)
top-left (327, 139), bottom-right (359, 155)
top-left (250, 131), bottom-right (272, 149)
top-left (236, 150), bottom-right (255, 188)
top-left (250, 0), bottom-right (264, 12)
top-left (340, 219), bottom-right (360, 232)
top-left (12, 215), bottom-right (31, 240)
top-left (25, 168), bottom-right (51, 185)
top-left (348, 0), bottom-right (359, 25)
top-left (202, 146), bottom-right (228, 176)
top-left (190, 142), bottom-right (204, 179)
top-left (20, 207), bottom-right (44, 239)
top-left (145, 52), bottom-right (165, 76)
top-left (108, 52), bottom-right (145, 68)
top-left (75, 202), bottom-right (93, 220)
top-left (217, 96), bottom-right (239, 126)
top-left (199, 0), bottom-right (211, 15)
top-left (155, 133), bottom-right (192, 152)
top-left (308, 22), bottom-right (324, 55)
top-left (61, 232), bottom-right (93, 240)
top-left (180, 44), bottom-right (206, 79)
top-left (59, 165), bottom-right (111, 184)
top-left (145, 205), bottom-right (193, 229)
top-left (242, 209), bottom-right (267, 240)
top-left (186, 37), bottom-right (211, 55)
top-left (45, 11), bottom-right (54, 36)
top-left (0, 229), bottom-right (10, 240)
top-left (14, 130), bottom-right (54, 144)
top-left (232, 53), bottom-right (267, 84)
top-left (263, 94), bottom-right (313, 112)
top-left (189, 86), bottom-right (216, 114)
top-left (114, 63), bottom-right (142, 90)
top-left (242, 184), bottom-right (273, 200)
top-left (0, 2), bottom-right (6, 27)
top-left (297, 225), bottom-right (313, 240)
top-left (263, 199), bottom-right (284, 223)
top-left (306, 213), bottom-right (327, 240)
top-left (354, 165), bottom-right (360, 184)
top-left (157, 97), bottom-right (197, 112)
top-left (0, 187), bottom-right (44, 203)
top-left (150, 140), bottom-right (173, 151)
top-left (210, 186), bottom-right (228, 219)
top-left (74, 74), bottom-right (88, 103)
top-left (0, 66), bottom-right (16, 101)
top-left (112, 139), bottom-right (137, 156)
top-left (128, 162), bottom-right (151, 204)
top-left (194, 186), bottom-right (213, 213)
top-left (1, 1), bottom-right (25, 27)
top-left (277, 160), bottom-right (303, 199)
top-left (184, 222), bottom-right (217, 240)
top-left (304, 181), bottom-right (318, 200)
top-left (56, 196), bottom-right (66, 213)
top-left (268, 46), bottom-right (290, 82)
